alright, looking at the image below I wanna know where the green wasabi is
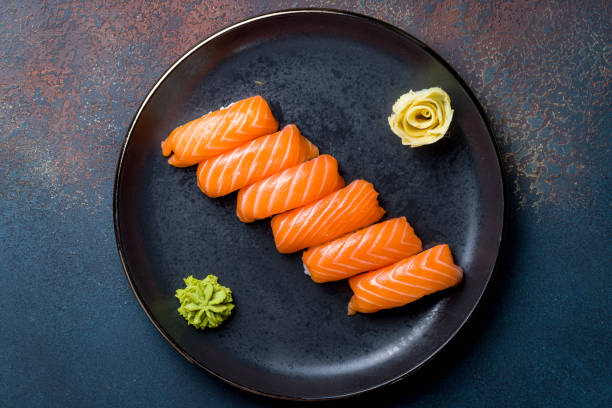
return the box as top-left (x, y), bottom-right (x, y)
top-left (175, 275), bottom-right (234, 330)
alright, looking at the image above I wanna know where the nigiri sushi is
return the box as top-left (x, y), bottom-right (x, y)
top-left (302, 217), bottom-right (422, 283)
top-left (196, 124), bottom-right (318, 198)
top-left (270, 180), bottom-right (385, 254)
top-left (347, 244), bottom-right (463, 315)
top-left (161, 95), bottom-right (278, 167)
top-left (236, 154), bottom-right (345, 223)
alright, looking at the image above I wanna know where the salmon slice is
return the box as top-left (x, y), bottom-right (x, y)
top-left (270, 180), bottom-right (385, 254)
top-left (302, 217), bottom-right (422, 283)
top-left (161, 95), bottom-right (278, 167)
top-left (347, 244), bottom-right (463, 315)
top-left (236, 155), bottom-right (345, 223)
top-left (196, 124), bottom-right (318, 198)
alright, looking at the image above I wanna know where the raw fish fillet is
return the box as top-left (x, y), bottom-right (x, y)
top-left (303, 217), bottom-right (422, 283)
top-left (236, 155), bottom-right (344, 223)
top-left (270, 180), bottom-right (385, 254)
top-left (197, 124), bottom-right (318, 198)
top-left (161, 95), bottom-right (278, 167)
top-left (347, 244), bottom-right (462, 315)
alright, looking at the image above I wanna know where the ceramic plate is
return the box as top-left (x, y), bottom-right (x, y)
top-left (114, 9), bottom-right (504, 400)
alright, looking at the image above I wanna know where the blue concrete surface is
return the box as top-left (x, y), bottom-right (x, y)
top-left (1, 0), bottom-right (610, 406)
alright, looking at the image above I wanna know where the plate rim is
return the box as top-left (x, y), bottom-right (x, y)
top-left (113, 8), bottom-right (506, 401)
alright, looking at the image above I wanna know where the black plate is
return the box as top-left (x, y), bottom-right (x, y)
top-left (114, 9), bottom-right (504, 400)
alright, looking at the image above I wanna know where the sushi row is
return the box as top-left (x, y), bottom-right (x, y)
top-left (161, 95), bottom-right (463, 315)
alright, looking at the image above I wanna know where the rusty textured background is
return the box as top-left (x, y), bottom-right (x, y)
top-left (1, 0), bottom-right (610, 406)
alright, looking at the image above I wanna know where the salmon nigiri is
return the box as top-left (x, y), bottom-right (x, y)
top-left (197, 124), bottom-right (318, 198)
top-left (270, 180), bottom-right (385, 254)
top-left (161, 95), bottom-right (278, 167)
top-left (236, 155), bottom-right (345, 223)
top-left (347, 244), bottom-right (462, 315)
top-left (302, 217), bottom-right (422, 283)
